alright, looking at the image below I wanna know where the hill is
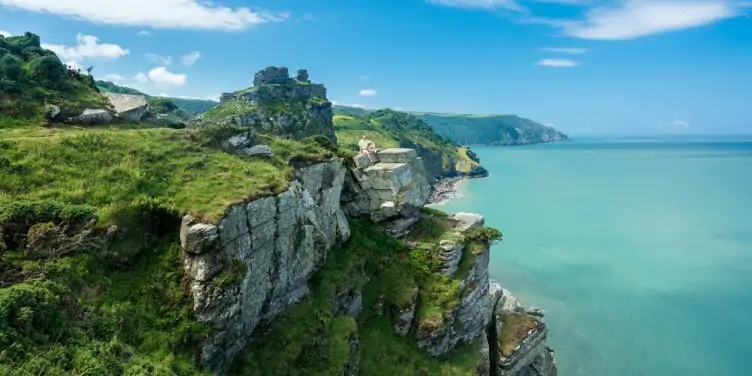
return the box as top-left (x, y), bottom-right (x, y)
top-left (0, 32), bottom-right (110, 127)
top-left (332, 106), bottom-right (569, 146)
top-left (412, 112), bottom-right (569, 146)
top-left (334, 109), bottom-right (487, 180)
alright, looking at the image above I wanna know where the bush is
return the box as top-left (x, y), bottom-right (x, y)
top-left (29, 55), bottom-right (67, 88)
top-left (464, 227), bottom-right (503, 244)
top-left (0, 54), bottom-right (22, 81)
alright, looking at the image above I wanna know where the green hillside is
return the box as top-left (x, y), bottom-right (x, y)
top-left (334, 109), bottom-right (487, 179)
top-left (0, 32), bottom-right (109, 127)
top-left (412, 112), bottom-right (569, 146)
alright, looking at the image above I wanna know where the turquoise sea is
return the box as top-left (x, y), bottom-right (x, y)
top-left (434, 136), bottom-right (752, 376)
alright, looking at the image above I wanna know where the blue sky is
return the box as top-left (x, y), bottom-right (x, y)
top-left (1, 0), bottom-right (751, 134)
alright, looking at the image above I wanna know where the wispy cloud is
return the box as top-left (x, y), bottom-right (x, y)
top-left (545, 1), bottom-right (740, 40)
top-left (137, 30), bottom-right (150, 36)
top-left (359, 89), bottom-right (377, 96)
top-left (146, 53), bottom-right (172, 65)
top-left (181, 51), bottom-right (201, 66)
top-left (426, 0), bottom-right (523, 11)
top-left (0, 0), bottom-right (289, 30)
top-left (103, 73), bottom-right (125, 82)
top-left (42, 34), bottom-right (129, 65)
top-left (0, 30), bottom-right (11, 37)
top-left (540, 47), bottom-right (587, 54)
top-left (535, 58), bottom-right (579, 67)
top-left (332, 100), bottom-right (368, 109)
top-left (657, 119), bottom-right (691, 128)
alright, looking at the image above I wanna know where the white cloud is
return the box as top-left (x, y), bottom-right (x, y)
top-left (555, 1), bottom-right (738, 40)
top-left (206, 93), bottom-right (221, 102)
top-left (360, 75), bottom-right (370, 80)
top-left (146, 53), bottom-right (172, 65)
top-left (133, 72), bottom-right (148, 83)
top-left (540, 47), bottom-right (588, 54)
top-left (103, 73), bottom-right (125, 82)
top-left (137, 30), bottom-right (150, 36)
top-left (147, 66), bottom-right (187, 86)
top-left (0, 0), bottom-right (289, 30)
top-left (426, 0), bottom-right (523, 11)
top-left (359, 89), bottom-right (377, 96)
top-left (535, 58), bottom-right (579, 67)
top-left (0, 30), bottom-right (11, 37)
top-left (181, 51), bottom-right (201, 66)
top-left (350, 104), bottom-right (368, 108)
top-left (42, 34), bottom-right (129, 64)
top-left (672, 119), bottom-right (690, 128)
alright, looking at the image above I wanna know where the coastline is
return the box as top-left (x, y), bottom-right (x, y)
top-left (428, 176), bottom-right (466, 205)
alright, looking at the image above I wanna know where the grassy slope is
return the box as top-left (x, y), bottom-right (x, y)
top-left (0, 124), bottom-right (329, 375)
top-left (333, 111), bottom-right (485, 179)
top-left (411, 112), bottom-right (568, 146)
top-left (0, 33), bottom-right (109, 128)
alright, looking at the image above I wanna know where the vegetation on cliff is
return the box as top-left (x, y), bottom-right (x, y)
top-left (231, 217), bottom-right (501, 376)
top-left (0, 32), bottom-right (109, 127)
top-left (334, 110), bottom-right (487, 179)
top-left (412, 112), bottom-right (569, 146)
top-left (0, 122), bottom-right (332, 374)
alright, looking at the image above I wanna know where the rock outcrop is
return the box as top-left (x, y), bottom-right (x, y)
top-left (104, 93), bottom-right (149, 122)
top-left (207, 67), bottom-right (336, 142)
top-left (180, 159), bottom-right (350, 372)
top-left (340, 148), bottom-right (432, 235)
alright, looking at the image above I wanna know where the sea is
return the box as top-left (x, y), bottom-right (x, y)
top-left (432, 135), bottom-right (752, 376)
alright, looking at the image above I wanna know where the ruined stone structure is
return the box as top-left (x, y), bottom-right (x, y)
top-left (213, 67), bottom-right (335, 142)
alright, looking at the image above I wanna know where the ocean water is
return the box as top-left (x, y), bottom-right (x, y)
top-left (433, 136), bottom-right (752, 376)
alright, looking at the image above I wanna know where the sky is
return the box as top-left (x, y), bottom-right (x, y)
top-left (1, 0), bottom-right (751, 135)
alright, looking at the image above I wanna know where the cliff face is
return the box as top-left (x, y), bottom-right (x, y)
top-left (180, 160), bottom-right (350, 371)
top-left (201, 67), bottom-right (336, 142)
top-left (180, 143), bottom-right (558, 375)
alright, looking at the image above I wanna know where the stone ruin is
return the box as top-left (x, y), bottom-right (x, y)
top-left (220, 66), bottom-right (327, 104)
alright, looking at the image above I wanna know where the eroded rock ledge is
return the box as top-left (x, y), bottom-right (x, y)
top-left (180, 147), bottom-right (557, 376)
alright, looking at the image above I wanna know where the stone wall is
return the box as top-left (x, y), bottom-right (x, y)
top-left (180, 160), bottom-right (350, 372)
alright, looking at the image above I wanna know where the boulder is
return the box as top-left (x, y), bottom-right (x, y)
top-left (105, 93), bottom-right (148, 122)
top-left (243, 144), bottom-right (273, 158)
top-left (68, 108), bottom-right (114, 125)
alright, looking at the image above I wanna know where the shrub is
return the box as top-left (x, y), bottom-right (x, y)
top-left (29, 55), bottom-right (67, 88)
top-left (464, 227), bottom-right (503, 244)
top-left (0, 54), bottom-right (22, 81)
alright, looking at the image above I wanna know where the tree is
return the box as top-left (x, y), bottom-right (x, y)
top-left (0, 54), bottom-right (22, 81)
top-left (29, 55), bottom-right (67, 88)
top-left (86, 65), bottom-right (94, 75)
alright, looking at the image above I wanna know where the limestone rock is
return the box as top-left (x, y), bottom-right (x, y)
top-left (44, 103), bottom-right (60, 119)
top-left (341, 148), bottom-right (431, 235)
top-left (391, 286), bottom-right (418, 336)
top-left (105, 93), bottom-right (149, 122)
top-left (181, 160), bottom-right (350, 372)
top-left (454, 212), bottom-right (485, 231)
top-left (67, 108), bottom-right (114, 125)
top-left (243, 144), bottom-right (272, 158)
top-left (296, 69), bottom-right (309, 82)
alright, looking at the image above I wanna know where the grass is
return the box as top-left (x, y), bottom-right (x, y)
top-left (499, 313), bottom-right (537, 358)
top-left (200, 99), bottom-right (257, 122)
top-left (0, 125), bottom-right (328, 224)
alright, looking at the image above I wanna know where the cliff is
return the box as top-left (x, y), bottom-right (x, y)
top-left (0, 62), bottom-right (557, 376)
top-left (198, 67), bottom-right (336, 142)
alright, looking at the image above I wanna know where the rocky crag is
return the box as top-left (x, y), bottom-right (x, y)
top-left (200, 67), bottom-right (336, 142)
top-left (181, 138), bottom-right (557, 375)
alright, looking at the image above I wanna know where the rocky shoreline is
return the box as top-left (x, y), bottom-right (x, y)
top-left (428, 177), bottom-right (463, 204)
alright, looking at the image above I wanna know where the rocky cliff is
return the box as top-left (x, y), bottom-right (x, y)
top-left (179, 140), bottom-right (557, 375)
top-left (200, 67), bottom-right (336, 142)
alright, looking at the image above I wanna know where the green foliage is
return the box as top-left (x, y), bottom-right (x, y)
top-left (95, 80), bottom-right (143, 95)
top-left (28, 55), bottom-right (67, 88)
top-left (0, 54), bottom-right (22, 80)
top-left (0, 31), bottom-right (108, 125)
top-left (464, 227), bottom-right (503, 244)
top-left (333, 110), bottom-right (486, 179)
top-left (216, 260), bottom-right (249, 289)
top-left (412, 112), bottom-right (569, 146)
